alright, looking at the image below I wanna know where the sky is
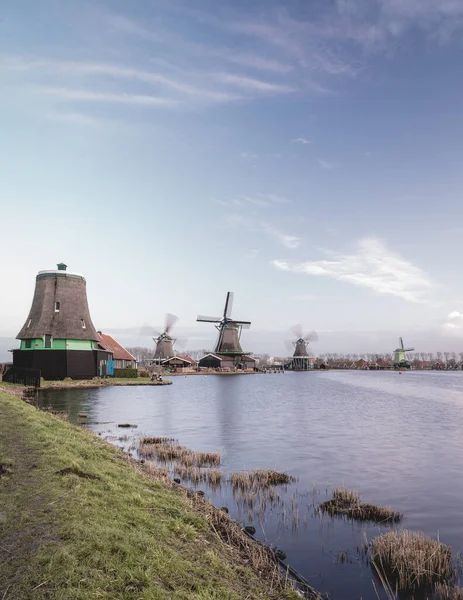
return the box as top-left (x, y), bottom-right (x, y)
top-left (1, 0), bottom-right (463, 360)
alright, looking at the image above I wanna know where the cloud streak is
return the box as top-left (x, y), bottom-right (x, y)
top-left (291, 137), bottom-right (311, 145)
top-left (272, 238), bottom-right (434, 302)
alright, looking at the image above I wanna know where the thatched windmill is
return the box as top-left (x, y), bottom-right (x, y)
top-left (153, 314), bottom-right (178, 362)
top-left (197, 292), bottom-right (251, 358)
top-left (13, 263), bottom-right (108, 380)
top-left (286, 325), bottom-right (318, 371)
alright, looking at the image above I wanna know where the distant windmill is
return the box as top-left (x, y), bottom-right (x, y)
top-left (393, 337), bottom-right (415, 369)
top-left (197, 292), bottom-right (251, 359)
top-left (285, 325), bottom-right (318, 371)
top-left (152, 314), bottom-right (179, 362)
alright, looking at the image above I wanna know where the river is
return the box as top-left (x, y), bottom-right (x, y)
top-left (38, 370), bottom-right (463, 599)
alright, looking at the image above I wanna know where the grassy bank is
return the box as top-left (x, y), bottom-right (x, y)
top-left (0, 391), bottom-right (298, 599)
top-left (40, 377), bottom-right (172, 388)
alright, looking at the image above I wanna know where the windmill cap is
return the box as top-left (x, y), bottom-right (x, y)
top-left (37, 263), bottom-right (86, 282)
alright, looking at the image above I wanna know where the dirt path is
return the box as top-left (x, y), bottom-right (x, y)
top-left (0, 402), bottom-right (58, 598)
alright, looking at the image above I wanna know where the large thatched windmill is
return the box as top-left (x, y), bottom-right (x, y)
top-left (286, 325), bottom-right (318, 371)
top-left (197, 292), bottom-right (252, 366)
top-left (393, 337), bottom-right (414, 369)
top-left (13, 263), bottom-right (110, 380)
top-left (153, 314), bottom-right (178, 363)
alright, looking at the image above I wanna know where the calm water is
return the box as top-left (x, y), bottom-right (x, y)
top-left (39, 371), bottom-right (463, 599)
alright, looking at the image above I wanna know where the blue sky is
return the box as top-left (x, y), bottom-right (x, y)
top-left (2, 0), bottom-right (463, 358)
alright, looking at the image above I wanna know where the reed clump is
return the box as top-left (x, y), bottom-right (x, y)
top-left (230, 470), bottom-right (295, 491)
top-left (320, 487), bottom-right (402, 523)
top-left (140, 436), bottom-right (176, 445)
top-left (174, 465), bottom-right (224, 488)
top-left (371, 530), bottom-right (453, 589)
top-left (138, 439), bottom-right (221, 468)
top-left (436, 583), bottom-right (463, 600)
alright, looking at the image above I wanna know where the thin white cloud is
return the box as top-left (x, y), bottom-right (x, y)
top-left (35, 87), bottom-right (179, 107)
top-left (318, 159), bottom-right (336, 170)
top-left (291, 137), bottom-right (311, 144)
top-left (272, 238), bottom-right (434, 302)
top-left (264, 225), bottom-right (301, 249)
top-left (443, 311), bottom-right (463, 333)
top-left (215, 193), bottom-right (290, 209)
top-left (241, 152), bottom-right (258, 160)
top-left (47, 112), bottom-right (102, 126)
top-left (213, 73), bottom-right (296, 94)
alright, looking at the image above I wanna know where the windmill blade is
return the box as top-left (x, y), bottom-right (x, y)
top-left (176, 337), bottom-right (188, 350)
top-left (400, 337), bottom-right (404, 349)
top-left (235, 321), bottom-right (251, 329)
top-left (291, 324), bottom-right (303, 339)
top-left (139, 323), bottom-right (162, 337)
top-left (224, 291), bottom-right (234, 319)
top-left (404, 347), bottom-right (415, 352)
top-left (284, 340), bottom-right (294, 352)
top-left (197, 315), bottom-right (222, 323)
top-left (304, 330), bottom-right (318, 342)
top-left (165, 313), bottom-right (178, 334)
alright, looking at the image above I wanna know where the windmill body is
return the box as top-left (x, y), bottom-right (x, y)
top-left (197, 292), bottom-right (253, 368)
top-left (152, 314), bottom-right (178, 364)
top-left (13, 263), bottom-right (112, 380)
top-left (285, 326), bottom-right (318, 371)
top-left (393, 337), bottom-right (415, 369)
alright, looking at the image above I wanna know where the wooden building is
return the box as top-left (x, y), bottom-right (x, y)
top-left (13, 263), bottom-right (111, 380)
top-left (97, 333), bottom-right (137, 369)
top-left (160, 355), bottom-right (196, 372)
top-left (198, 353), bottom-right (256, 371)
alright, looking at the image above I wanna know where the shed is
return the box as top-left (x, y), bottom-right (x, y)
top-left (97, 333), bottom-right (137, 369)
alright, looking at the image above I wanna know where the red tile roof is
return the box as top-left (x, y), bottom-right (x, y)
top-left (97, 333), bottom-right (136, 362)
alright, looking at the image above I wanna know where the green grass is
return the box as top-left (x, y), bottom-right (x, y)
top-left (40, 377), bottom-right (170, 388)
top-left (0, 391), bottom-right (299, 599)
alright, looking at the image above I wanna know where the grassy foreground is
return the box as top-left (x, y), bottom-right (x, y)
top-left (0, 391), bottom-right (297, 599)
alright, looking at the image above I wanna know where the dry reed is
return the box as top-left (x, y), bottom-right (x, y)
top-left (371, 530), bottom-right (453, 589)
top-left (320, 487), bottom-right (402, 523)
top-left (173, 465), bottom-right (224, 488)
top-left (230, 470), bottom-right (295, 491)
top-left (138, 439), bottom-right (221, 468)
top-left (140, 436), bottom-right (176, 444)
top-left (436, 583), bottom-right (463, 600)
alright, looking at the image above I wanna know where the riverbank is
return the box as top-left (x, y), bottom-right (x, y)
top-left (0, 389), bottom-right (301, 599)
top-left (40, 377), bottom-right (172, 388)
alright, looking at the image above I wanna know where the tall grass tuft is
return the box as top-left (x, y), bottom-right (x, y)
top-left (320, 486), bottom-right (401, 523)
top-left (371, 530), bottom-right (453, 589)
top-left (435, 583), bottom-right (463, 600)
top-left (230, 470), bottom-right (295, 491)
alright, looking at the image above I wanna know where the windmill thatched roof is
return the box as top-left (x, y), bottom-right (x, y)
top-left (16, 268), bottom-right (99, 341)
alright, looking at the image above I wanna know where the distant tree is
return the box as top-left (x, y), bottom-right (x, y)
top-left (444, 352), bottom-right (451, 365)
top-left (126, 346), bottom-right (153, 361)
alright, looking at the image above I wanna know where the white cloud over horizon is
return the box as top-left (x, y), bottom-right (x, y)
top-left (273, 238), bottom-right (435, 303)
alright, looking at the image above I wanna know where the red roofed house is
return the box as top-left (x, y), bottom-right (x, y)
top-left (97, 332), bottom-right (137, 369)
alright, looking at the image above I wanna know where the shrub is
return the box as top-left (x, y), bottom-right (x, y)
top-left (113, 368), bottom-right (138, 378)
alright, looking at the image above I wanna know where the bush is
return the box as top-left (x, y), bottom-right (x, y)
top-left (138, 370), bottom-right (150, 378)
top-left (113, 368), bottom-right (138, 379)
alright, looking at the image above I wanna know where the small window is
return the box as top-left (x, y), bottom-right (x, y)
top-left (55, 301), bottom-right (60, 313)
top-left (81, 319), bottom-right (86, 329)
top-left (26, 319), bottom-right (32, 328)
top-left (25, 339), bottom-right (32, 349)
top-left (44, 335), bottom-right (52, 349)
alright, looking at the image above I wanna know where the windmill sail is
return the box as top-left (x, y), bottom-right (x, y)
top-left (197, 292), bottom-right (251, 356)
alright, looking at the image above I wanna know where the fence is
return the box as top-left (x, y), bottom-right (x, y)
top-left (3, 366), bottom-right (41, 388)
